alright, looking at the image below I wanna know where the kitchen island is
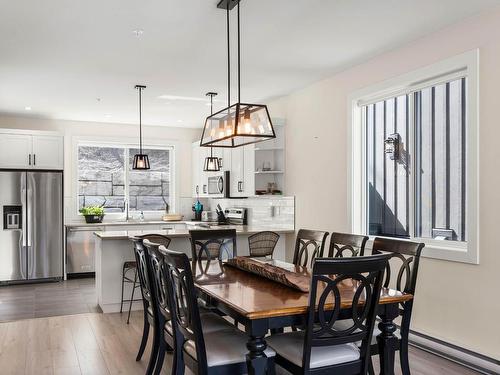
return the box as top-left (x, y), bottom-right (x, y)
top-left (94, 226), bottom-right (294, 313)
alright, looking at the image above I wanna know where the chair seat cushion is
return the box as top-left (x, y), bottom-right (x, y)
top-left (164, 312), bottom-right (232, 336)
top-left (267, 331), bottom-right (360, 369)
top-left (184, 329), bottom-right (275, 367)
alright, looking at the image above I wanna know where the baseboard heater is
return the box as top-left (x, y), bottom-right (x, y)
top-left (409, 330), bottom-right (500, 375)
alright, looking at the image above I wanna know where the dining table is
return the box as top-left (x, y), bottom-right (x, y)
top-left (192, 258), bottom-right (413, 375)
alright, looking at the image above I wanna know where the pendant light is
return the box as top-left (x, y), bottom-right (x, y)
top-left (200, 0), bottom-right (275, 148)
top-left (132, 85), bottom-right (150, 170)
top-left (203, 92), bottom-right (222, 171)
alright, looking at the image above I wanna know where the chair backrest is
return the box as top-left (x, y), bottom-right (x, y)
top-left (292, 229), bottom-right (329, 267)
top-left (130, 237), bottom-right (153, 309)
top-left (328, 232), bottom-right (369, 258)
top-left (163, 249), bottom-right (208, 370)
top-left (143, 239), bottom-right (172, 323)
top-left (303, 255), bottom-right (389, 373)
top-left (371, 237), bottom-right (424, 295)
top-left (248, 231), bottom-right (280, 258)
top-left (189, 229), bottom-right (237, 262)
top-left (140, 234), bottom-right (172, 249)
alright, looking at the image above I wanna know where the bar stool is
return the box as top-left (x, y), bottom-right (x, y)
top-left (120, 234), bottom-right (172, 324)
top-left (248, 231), bottom-right (280, 258)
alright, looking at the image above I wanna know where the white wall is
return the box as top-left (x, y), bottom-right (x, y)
top-left (267, 9), bottom-right (500, 360)
top-left (0, 115), bottom-right (200, 222)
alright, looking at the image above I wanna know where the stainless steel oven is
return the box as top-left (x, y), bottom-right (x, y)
top-left (207, 171), bottom-right (229, 197)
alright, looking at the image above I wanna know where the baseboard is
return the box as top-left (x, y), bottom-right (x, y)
top-left (409, 330), bottom-right (500, 374)
top-left (99, 300), bottom-right (143, 314)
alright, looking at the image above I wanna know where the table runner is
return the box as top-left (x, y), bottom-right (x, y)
top-left (226, 256), bottom-right (311, 292)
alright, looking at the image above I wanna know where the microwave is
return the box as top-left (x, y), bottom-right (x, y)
top-left (207, 171), bottom-right (230, 197)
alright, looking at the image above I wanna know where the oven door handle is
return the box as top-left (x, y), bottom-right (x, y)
top-left (217, 176), bottom-right (224, 194)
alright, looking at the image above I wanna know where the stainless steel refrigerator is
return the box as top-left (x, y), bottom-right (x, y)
top-left (0, 170), bottom-right (63, 283)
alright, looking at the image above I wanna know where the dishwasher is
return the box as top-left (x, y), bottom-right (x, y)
top-left (66, 226), bottom-right (103, 276)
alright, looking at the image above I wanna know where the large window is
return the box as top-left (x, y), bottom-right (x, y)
top-left (78, 144), bottom-right (172, 213)
top-left (364, 78), bottom-right (466, 242)
top-left (351, 50), bottom-right (478, 263)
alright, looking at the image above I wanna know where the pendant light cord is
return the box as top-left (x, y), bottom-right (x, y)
top-left (237, 1), bottom-right (241, 103)
top-left (210, 93), bottom-right (214, 158)
top-left (139, 86), bottom-right (143, 154)
top-left (227, 4), bottom-right (230, 108)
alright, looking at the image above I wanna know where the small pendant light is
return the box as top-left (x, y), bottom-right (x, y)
top-left (132, 85), bottom-right (150, 170)
top-left (200, 0), bottom-right (275, 148)
top-left (203, 92), bottom-right (222, 171)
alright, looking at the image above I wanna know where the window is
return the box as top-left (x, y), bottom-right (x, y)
top-left (78, 144), bottom-right (172, 213)
top-left (364, 78), bottom-right (466, 242)
top-left (350, 50), bottom-right (478, 263)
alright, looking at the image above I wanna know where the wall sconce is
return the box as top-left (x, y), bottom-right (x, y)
top-left (384, 133), bottom-right (400, 160)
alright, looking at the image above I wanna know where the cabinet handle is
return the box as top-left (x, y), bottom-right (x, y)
top-left (196, 185), bottom-right (199, 194)
top-left (28, 154), bottom-right (31, 166)
top-left (203, 185), bottom-right (207, 194)
top-left (33, 154), bottom-right (36, 166)
top-left (238, 181), bottom-right (244, 192)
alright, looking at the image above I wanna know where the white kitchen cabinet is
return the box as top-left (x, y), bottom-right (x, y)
top-left (0, 132), bottom-right (64, 170)
top-left (229, 144), bottom-right (254, 197)
top-left (0, 134), bottom-right (32, 168)
top-left (32, 135), bottom-right (64, 170)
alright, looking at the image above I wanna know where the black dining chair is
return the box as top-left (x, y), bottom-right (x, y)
top-left (189, 229), bottom-right (237, 262)
top-left (130, 236), bottom-right (164, 375)
top-left (368, 237), bottom-right (425, 375)
top-left (122, 234), bottom-right (172, 324)
top-left (248, 231), bottom-right (280, 258)
top-left (267, 255), bottom-right (389, 375)
top-left (292, 229), bottom-right (329, 267)
top-left (163, 248), bottom-right (277, 375)
top-left (328, 232), bottom-right (369, 258)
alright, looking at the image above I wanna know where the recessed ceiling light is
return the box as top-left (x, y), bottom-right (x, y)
top-left (132, 29), bottom-right (144, 37)
top-left (177, 120), bottom-right (183, 123)
top-left (25, 106), bottom-right (32, 111)
top-left (104, 114), bottom-right (112, 118)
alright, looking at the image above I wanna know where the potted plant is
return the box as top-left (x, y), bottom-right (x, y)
top-left (79, 205), bottom-right (105, 224)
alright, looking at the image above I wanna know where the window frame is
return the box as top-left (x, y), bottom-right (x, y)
top-left (72, 136), bottom-right (177, 220)
top-left (348, 50), bottom-right (479, 264)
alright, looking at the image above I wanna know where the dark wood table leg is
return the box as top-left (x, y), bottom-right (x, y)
top-left (246, 320), bottom-right (270, 375)
top-left (246, 335), bottom-right (268, 375)
top-left (376, 303), bottom-right (399, 375)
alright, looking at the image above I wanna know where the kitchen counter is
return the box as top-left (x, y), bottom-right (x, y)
top-left (65, 220), bottom-right (187, 228)
top-left (94, 225), bottom-right (294, 313)
top-left (93, 225), bottom-right (294, 240)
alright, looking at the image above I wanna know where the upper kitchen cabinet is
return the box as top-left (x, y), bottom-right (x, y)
top-left (229, 144), bottom-right (255, 197)
top-left (0, 134), bottom-right (33, 168)
top-left (32, 135), bottom-right (64, 170)
top-left (0, 131), bottom-right (64, 170)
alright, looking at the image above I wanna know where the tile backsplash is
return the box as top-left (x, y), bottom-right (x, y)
top-left (179, 196), bottom-right (295, 229)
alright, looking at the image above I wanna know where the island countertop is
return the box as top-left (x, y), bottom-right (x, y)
top-left (93, 225), bottom-right (295, 240)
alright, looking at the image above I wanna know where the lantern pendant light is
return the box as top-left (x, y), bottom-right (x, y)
top-left (132, 85), bottom-right (150, 170)
top-left (203, 92), bottom-right (222, 171)
top-left (200, 0), bottom-right (276, 148)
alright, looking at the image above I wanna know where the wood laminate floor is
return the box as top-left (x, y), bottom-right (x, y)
top-left (0, 278), bottom-right (97, 322)
top-left (0, 310), bottom-right (482, 375)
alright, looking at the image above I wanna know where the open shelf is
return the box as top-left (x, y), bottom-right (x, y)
top-left (254, 170), bottom-right (284, 174)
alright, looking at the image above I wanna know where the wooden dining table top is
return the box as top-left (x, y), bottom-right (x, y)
top-left (192, 259), bottom-right (413, 320)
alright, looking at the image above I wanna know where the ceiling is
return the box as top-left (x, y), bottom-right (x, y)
top-left (0, 0), bottom-right (498, 128)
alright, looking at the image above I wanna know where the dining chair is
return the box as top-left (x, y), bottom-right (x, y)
top-left (130, 236), bottom-right (163, 375)
top-left (368, 237), bottom-right (425, 375)
top-left (292, 229), bottom-right (329, 267)
top-left (248, 231), bottom-right (280, 258)
top-left (123, 234), bottom-right (172, 324)
top-left (189, 229), bottom-right (237, 262)
top-left (144, 240), bottom-right (237, 375)
top-left (267, 255), bottom-right (389, 375)
top-left (163, 248), bottom-right (277, 375)
top-left (328, 232), bottom-right (369, 258)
